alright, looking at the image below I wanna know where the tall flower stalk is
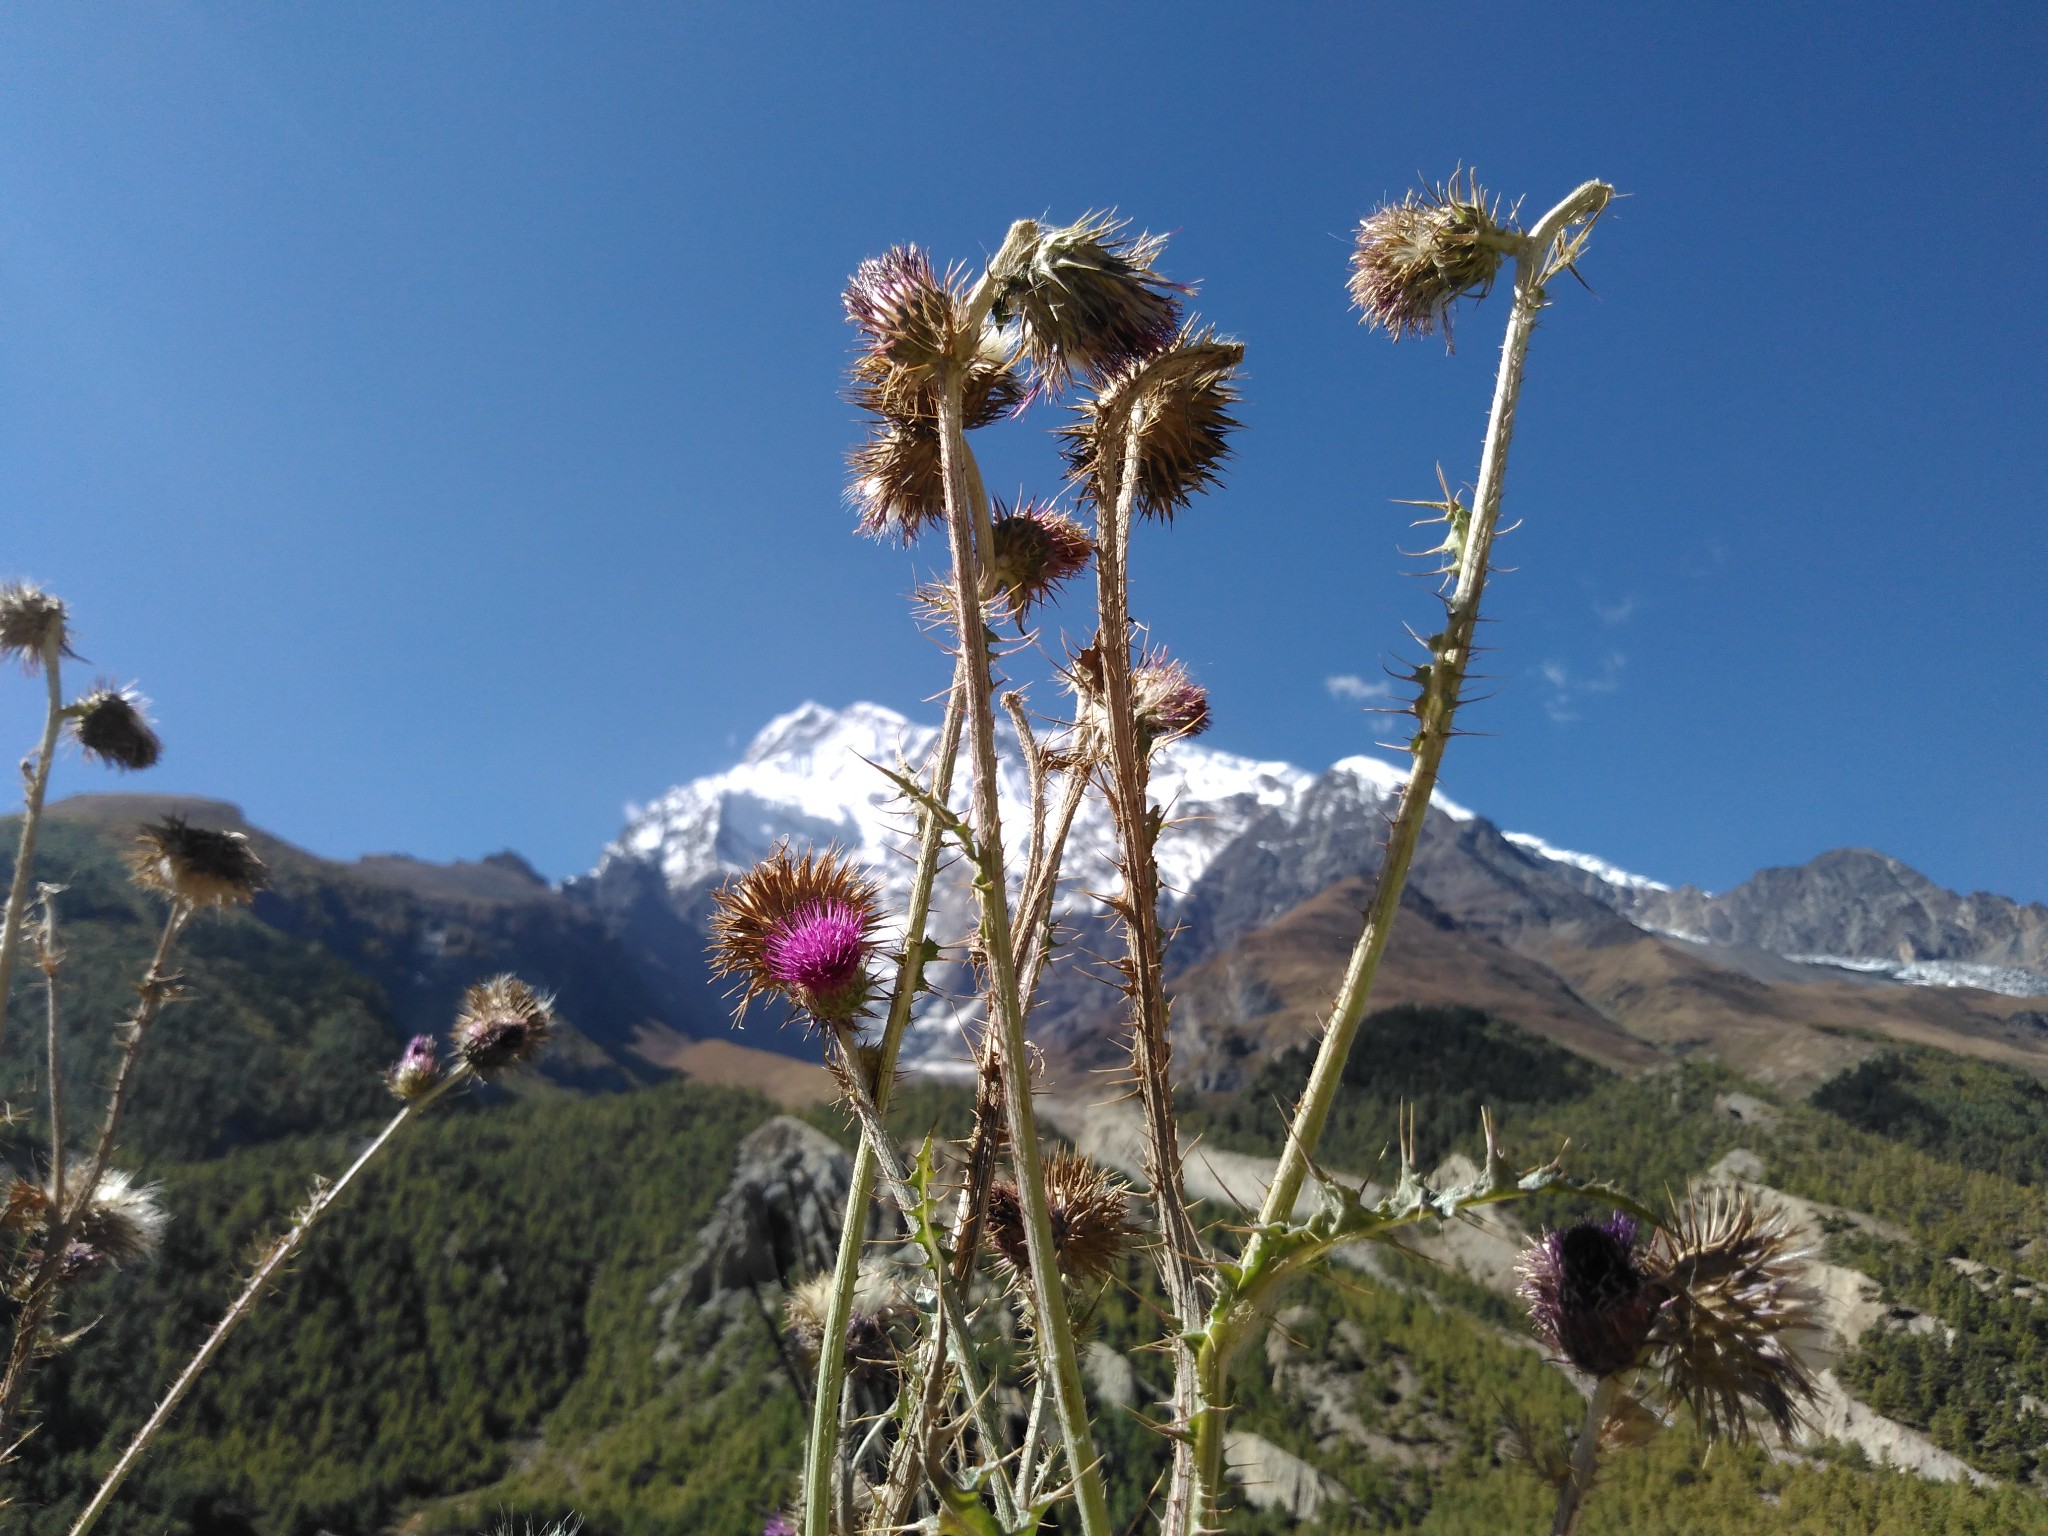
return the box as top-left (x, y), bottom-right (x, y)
top-left (1187, 176), bottom-right (1613, 1527)
top-left (0, 587), bottom-right (75, 1055)
top-left (798, 672), bottom-right (965, 1536)
top-left (931, 239), bottom-right (1113, 1536)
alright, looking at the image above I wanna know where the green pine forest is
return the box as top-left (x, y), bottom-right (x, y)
top-left (8, 826), bottom-right (2048, 1533)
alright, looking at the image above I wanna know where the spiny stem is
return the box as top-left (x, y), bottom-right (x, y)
top-left (801, 668), bottom-right (966, 1536)
top-left (67, 1070), bottom-right (463, 1536)
top-left (37, 887), bottom-right (64, 1219)
top-left (1093, 398), bottom-right (1208, 1536)
top-left (825, 1024), bottom-right (1016, 1527)
top-left (0, 902), bottom-right (190, 1447)
top-left (936, 334), bottom-right (1111, 1536)
top-left (1552, 1375), bottom-right (1621, 1536)
top-left (1192, 178), bottom-right (1612, 1526)
top-left (0, 631), bottom-right (69, 1055)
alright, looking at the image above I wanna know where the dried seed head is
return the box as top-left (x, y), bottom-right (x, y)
top-left (0, 582), bottom-right (74, 672)
top-left (1069, 645), bottom-right (1211, 760)
top-left (387, 1033), bottom-right (444, 1100)
top-left (1062, 327), bottom-right (1244, 520)
top-left (452, 974), bottom-right (556, 1078)
top-left (847, 420), bottom-right (946, 544)
top-left (782, 1263), bottom-right (910, 1386)
top-left (1642, 1189), bottom-right (1821, 1442)
top-left (848, 329), bottom-right (1025, 432)
top-left (985, 1149), bottom-right (1135, 1284)
top-left (71, 683), bottom-right (161, 771)
top-left (129, 815), bottom-right (266, 908)
top-left (56, 1166), bottom-right (168, 1267)
top-left (709, 845), bottom-right (882, 1026)
top-left (844, 245), bottom-right (967, 383)
top-left (987, 501), bottom-right (1093, 618)
top-left (1350, 172), bottom-right (1513, 346)
top-left (992, 212), bottom-right (1185, 390)
top-left (1517, 1212), bottom-right (1656, 1378)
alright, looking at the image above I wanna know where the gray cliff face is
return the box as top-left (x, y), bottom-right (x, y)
top-left (1613, 848), bottom-right (2048, 969)
top-left (664, 1115), bottom-right (855, 1312)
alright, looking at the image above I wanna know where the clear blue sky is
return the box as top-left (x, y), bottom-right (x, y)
top-left (2, 4), bottom-right (2042, 902)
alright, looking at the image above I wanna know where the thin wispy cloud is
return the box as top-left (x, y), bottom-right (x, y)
top-left (1594, 595), bottom-right (1637, 625)
top-left (1326, 673), bottom-right (1394, 704)
top-left (1538, 653), bottom-right (1625, 724)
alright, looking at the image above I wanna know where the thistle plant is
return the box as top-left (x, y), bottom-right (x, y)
top-left (707, 173), bottom-right (1808, 1536)
top-left (0, 585), bottom-right (560, 1527)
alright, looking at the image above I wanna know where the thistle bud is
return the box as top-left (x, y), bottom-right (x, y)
top-left (55, 1167), bottom-right (168, 1267)
top-left (708, 845), bottom-right (881, 1027)
top-left (1349, 172), bottom-right (1512, 347)
top-left (986, 1149), bottom-right (1135, 1284)
top-left (71, 683), bottom-right (161, 771)
top-left (451, 975), bottom-right (555, 1078)
top-left (0, 582), bottom-right (73, 671)
top-left (1517, 1213), bottom-right (1655, 1378)
top-left (387, 1034), bottom-right (444, 1100)
top-left (129, 815), bottom-right (267, 908)
top-left (987, 501), bottom-right (1093, 617)
top-left (1061, 327), bottom-right (1243, 521)
top-left (991, 213), bottom-right (1184, 390)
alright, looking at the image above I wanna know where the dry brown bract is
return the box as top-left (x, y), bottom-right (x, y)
top-left (72, 683), bottom-right (161, 771)
top-left (128, 815), bottom-right (266, 908)
top-left (1641, 1188), bottom-right (1822, 1442)
top-left (1061, 328), bottom-right (1243, 521)
top-left (1349, 171), bottom-right (1513, 347)
top-left (985, 1148), bottom-right (1135, 1284)
top-left (0, 582), bottom-right (74, 672)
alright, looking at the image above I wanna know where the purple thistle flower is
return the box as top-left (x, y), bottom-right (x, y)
top-left (762, 1515), bottom-right (797, 1536)
top-left (1517, 1211), bottom-right (1656, 1378)
top-left (763, 901), bottom-right (870, 1023)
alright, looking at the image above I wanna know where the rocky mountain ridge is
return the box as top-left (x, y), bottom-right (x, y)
top-left (569, 701), bottom-right (2048, 1088)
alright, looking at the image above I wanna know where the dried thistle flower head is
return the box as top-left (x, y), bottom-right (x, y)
top-left (846, 420), bottom-right (947, 544)
top-left (844, 244), bottom-right (967, 384)
top-left (129, 815), bottom-right (266, 908)
top-left (987, 500), bottom-right (1093, 617)
top-left (55, 1166), bottom-right (168, 1267)
top-left (845, 334), bottom-right (1024, 544)
top-left (709, 845), bottom-right (882, 1026)
top-left (1642, 1188), bottom-right (1821, 1442)
top-left (992, 212), bottom-right (1184, 390)
top-left (783, 1263), bottom-right (910, 1385)
top-left (387, 1034), bottom-right (444, 1100)
top-left (1350, 171), bottom-right (1513, 346)
top-left (1062, 327), bottom-right (1243, 520)
top-left (71, 683), bottom-right (161, 771)
top-left (848, 329), bottom-right (1024, 432)
top-left (452, 974), bottom-right (556, 1077)
top-left (1517, 1212), bottom-right (1656, 1378)
top-left (986, 1148), bottom-right (1134, 1283)
top-left (0, 582), bottom-right (73, 671)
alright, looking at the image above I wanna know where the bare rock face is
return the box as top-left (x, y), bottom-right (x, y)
top-left (1619, 848), bottom-right (2048, 971)
top-left (667, 1115), bottom-right (854, 1312)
